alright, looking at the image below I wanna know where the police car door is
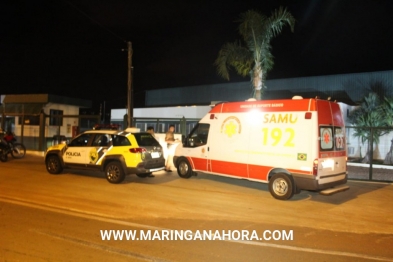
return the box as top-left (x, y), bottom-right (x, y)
top-left (64, 133), bottom-right (93, 164)
top-left (87, 133), bottom-right (110, 165)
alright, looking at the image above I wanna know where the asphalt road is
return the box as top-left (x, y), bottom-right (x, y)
top-left (1, 153), bottom-right (393, 262)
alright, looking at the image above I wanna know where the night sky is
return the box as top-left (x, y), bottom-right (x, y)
top-left (1, 0), bottom-right (392, 111)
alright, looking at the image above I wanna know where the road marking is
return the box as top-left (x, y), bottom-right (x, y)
top-left (2, 196), bottom-right (393, 262)
top-left (31, 229), bottom-right (172, 262)
top-left (0, 196), bottom-right (165, 230)
top-left (226, 239), bottom-right (393, 261)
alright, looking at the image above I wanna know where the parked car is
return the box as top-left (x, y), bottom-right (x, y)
top-left (45, 128), bottom-right (165, 183)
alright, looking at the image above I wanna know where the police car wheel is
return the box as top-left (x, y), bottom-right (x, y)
top-left (177, 157), bottom-right (193, 179)
top-left (105, 161), bottom-right (125, 184)
top-left (268, 173), bottom-right (294, 200)
top-left (136, 173), bottom-right (151, 178)
top-left (46, 155), bottom-right (63, 174)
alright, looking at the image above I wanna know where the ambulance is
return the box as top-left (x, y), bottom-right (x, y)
top-left (174, 97), bottom-right (349, 200)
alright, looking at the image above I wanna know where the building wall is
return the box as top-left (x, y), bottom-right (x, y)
top-left (111, 106), bottom-right (211, 135)
top-left (143, 70), bottom-right (393, 162)
top-left (113, 101), bottom-right (393, 161)
top-left (43, 103), bottom-right (80, 138)
top-left (111, 106), bottom-right (211, 122)
top-left (145, 70), bottom-right (393, 106)
top-left (12, 103), bottom-right (81, 149)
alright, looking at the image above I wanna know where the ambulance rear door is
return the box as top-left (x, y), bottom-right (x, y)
top-left (317, 100), bottom-right (347, 183)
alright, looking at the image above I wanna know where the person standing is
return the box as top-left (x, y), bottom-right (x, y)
top-left (146, 126), bottom-right (157, 177)
top-left (146, 126), bottom-right (156, 138)
top-left (164, 125), bottom-right (179, 172)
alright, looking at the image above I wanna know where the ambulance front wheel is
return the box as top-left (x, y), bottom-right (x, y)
top-left (177, 157), bottom-right (193, 179)
top-left (269, 173), bottom-right (295, 200)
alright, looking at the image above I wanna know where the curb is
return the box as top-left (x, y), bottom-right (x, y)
top-left (26, 151), bottom-right (45, 157)
top-left (347, 162), bottom-right (393, 170)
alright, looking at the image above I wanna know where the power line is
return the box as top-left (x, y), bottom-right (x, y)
top-left (63, 0), bottom-right (127, 43)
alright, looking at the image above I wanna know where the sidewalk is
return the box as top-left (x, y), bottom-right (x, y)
top-left (27, 150), bottom-right (45, 157)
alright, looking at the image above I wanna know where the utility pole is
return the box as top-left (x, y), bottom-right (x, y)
top-left (127, 41), bottom-right (133, 127)
top-left (103, 100), bottom-right (106, 124)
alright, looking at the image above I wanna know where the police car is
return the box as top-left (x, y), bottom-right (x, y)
top-left (45, 128), bottom-right (165, 183)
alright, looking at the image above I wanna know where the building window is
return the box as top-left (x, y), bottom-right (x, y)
top-left (18, 115), bottom-right (40, 126)
top-left (50, 109), bottom-right (63, 126)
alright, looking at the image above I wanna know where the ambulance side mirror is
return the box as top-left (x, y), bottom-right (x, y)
top-left (188, 138), bottom-right (194, 147)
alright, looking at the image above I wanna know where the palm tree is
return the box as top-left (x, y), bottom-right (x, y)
top-left (215, 7), bottom-right (295, 100)
top-left (348, 93), bottom-right (392, 163)
top-left (383, 96), bottom-right (393, 125)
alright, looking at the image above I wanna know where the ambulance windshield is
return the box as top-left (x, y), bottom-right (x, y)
top-left (187, 123), bottom-right (210, 147)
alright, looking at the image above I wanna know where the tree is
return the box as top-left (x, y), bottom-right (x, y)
top-left (382, 96), bottom-right (393, 165)
top-left (215, 7), bottom-right (295, 100)
top-left (383, 96), bottom-right (393, 125)
top-left (348, 92), bottom-right (393, 163)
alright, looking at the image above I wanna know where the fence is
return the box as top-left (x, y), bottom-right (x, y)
top-left (6, 116), bottom-right (197, 152)
top-left (346, 126), bottom-right (393, 182)
top-left (110, 117), bottom-right (200, 138)
top-left (4, 113), bottom-right (393, 182)
top-left (1, 113), bottom-right (100, 152)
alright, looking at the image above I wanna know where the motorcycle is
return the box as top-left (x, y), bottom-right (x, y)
top-left (0, 132), bottom-right (26, 162)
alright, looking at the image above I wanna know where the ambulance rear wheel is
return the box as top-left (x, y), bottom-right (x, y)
top-left (269, 173), bottom-right (294, 200)
top-left (177, 158), bottom-right (193, 179)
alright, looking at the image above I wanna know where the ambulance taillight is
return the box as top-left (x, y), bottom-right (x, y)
top-left (346, 156), bottom-right (348, 170)
top-left (313, 159), bottom-right (318, 176)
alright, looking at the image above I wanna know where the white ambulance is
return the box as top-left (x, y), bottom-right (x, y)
top-left (174, 97), bottom-right (349, 200)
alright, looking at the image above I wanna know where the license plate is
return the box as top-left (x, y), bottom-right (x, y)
top-left (151, 152), bottom-right (160, 158)
top-left (321, 159), bottom-right (334, 168)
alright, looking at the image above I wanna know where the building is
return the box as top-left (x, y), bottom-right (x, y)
top-left (145, 70), bottom-right (393, 107)
top-left (111, 105), bottom-right (211, 136)
top-left (0, 94), bottom-right (97, 151)
top-left (112, 70), bottom-right (393, 161)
